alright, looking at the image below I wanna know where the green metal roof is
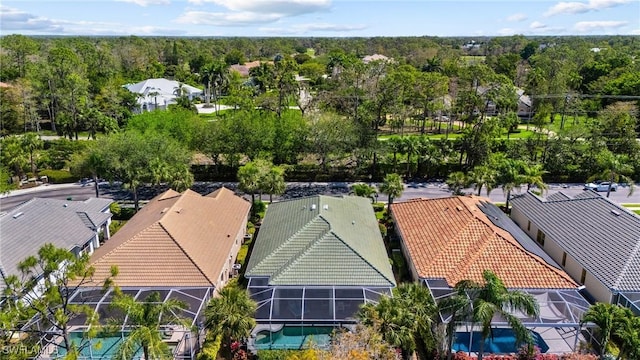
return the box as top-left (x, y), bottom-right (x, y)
top-left (245, 196), bottom-right (396, 287)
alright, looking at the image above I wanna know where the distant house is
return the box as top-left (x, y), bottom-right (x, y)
top-left (391, 196), bottom-right (592, 353)
top-left (229, 60), bottom-right (265, 77)
top-left (362, 54), bottom-right (392, 64)
top-left (245, 195), bottom-right (395, 350)
top-left (511, 191), bottom-right (640, 314)
top-left (0, 197), bottom-right (113, 294)
top-left (124, 78), bottom-right (203, 113)
top-left (87, 187), bottom-right (250, 290)
top-left (516, 87), bottom-right (533, 118)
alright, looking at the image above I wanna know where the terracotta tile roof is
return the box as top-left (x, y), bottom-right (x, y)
top-left (88, 188), bottom-right (250, 287)
top-left (391, 196), bottom-right (577, 289)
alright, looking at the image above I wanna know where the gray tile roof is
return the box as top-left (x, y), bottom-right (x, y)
top-left (0, 197), bottom-right (113, 291)
top-left (245, 196), bottom-right (396, 287)
top-left (510, 191), bottom-right (640, 292)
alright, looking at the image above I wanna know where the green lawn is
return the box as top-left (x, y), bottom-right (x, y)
top-left (545, 114), bottom-right (589, 134)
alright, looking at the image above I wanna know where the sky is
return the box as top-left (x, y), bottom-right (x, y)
top-left (1, 0), bottom-right (639, 37)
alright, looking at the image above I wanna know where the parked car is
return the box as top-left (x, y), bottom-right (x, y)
top-left (585, 182), bottom-right (618, 192)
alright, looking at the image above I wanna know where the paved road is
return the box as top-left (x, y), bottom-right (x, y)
top-left (1, 181), bottom-right (638, 213)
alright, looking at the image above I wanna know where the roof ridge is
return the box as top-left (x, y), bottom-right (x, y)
top-left (614, 236), bottom-right (640, 289)
top-left (269, 224), bottom-right (329, 283)
top-left (326, 226), bottom-right (395, 287)
top-left (158, 222), bottom-right (214, 286)
top-left (249, 214), bottom-right (327, 274)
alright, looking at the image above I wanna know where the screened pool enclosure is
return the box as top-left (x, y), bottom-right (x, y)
top-left (29, 287), bottom-right (212, 360)
top-left (248, 277), bottom-right (392, 322)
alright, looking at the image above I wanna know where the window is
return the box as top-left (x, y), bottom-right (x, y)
top-left (536, 230), bottom-right (546, 246)
top-left (562, 252), bottom-right (567, 267)
top-left (527, 220), bottom-right (531, 231)
top-left (580, 269), bottom-right (587, 284)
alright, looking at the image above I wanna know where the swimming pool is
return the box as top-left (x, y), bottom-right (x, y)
top-left (254, 326), bottom-right (335, 350)
top-left (452, 328), bottom-right (549, 354)
top-left (54, 332), bottom-right (143, 359)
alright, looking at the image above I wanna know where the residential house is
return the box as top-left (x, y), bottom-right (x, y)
top-left (0, 197), bottom-right (113, 294)
top-left (362, 54), bottom-right (391, 64)
top-left (391, 196), bottom-right (591, 353)
top-left (125, 78), bottom-right (203, 112)
top-left (517, 87), bottom-right (533, 118)
top-left (245, 195), bottom-right (395, 350)
top-left (510, 191), bottom-right (640, 314)
top-left (53, 188), bottom-right (251, 360)
top-left (229, 60), bottom-right (266, 77)
top-left (87, 187), bottom-right (250, 290)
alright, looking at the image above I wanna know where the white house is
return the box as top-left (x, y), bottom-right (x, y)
top-left (124, 78), bottom-right (203, 113)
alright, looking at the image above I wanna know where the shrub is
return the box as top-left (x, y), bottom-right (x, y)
top-left (256, 349), bottom-right (297, 360)
top-left (109, 202), bottom-right (121, 217)
top-left (378, 223), bottom-right (388, 238)
top-left (38, 169), bottom-right (80, 184)
top-left (197, 334), bottom-right (222, 360)
top-left (372, 202), bottom-right (385, 212)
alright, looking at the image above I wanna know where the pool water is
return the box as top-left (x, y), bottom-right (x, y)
top-left (452, 328), bottom-right (549, 354)
top-left (54, 332), bottom-right (143, 359)
top-left (254, 326), bottom-right (335, 350)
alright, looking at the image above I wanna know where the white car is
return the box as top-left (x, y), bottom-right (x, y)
top-left (584, 182), bottom-right (618, 192)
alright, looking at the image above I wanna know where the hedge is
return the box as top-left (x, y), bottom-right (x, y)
top-left (39, 169), bottom-right (80, 184)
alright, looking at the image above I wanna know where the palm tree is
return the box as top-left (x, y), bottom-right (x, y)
top-left (446, 171), bottom-right (468, 196)
top-left (593, 150), bottom-right (635, 198)
top-left (394, 283), bottom-right (437, 348)
top-left (523, 163), bottom-right (548, 193)
top-left (387, 136), bottom-right (404, 172)
top-left (453, 270), bottom-right (539, 360)
top-left (261, 165), bottom-right (286, 203)
top-left (438, 286), bottom-right (473, 360)
top-left (612, 308), bottom-right (640, 360)
top-left (402, 136), bottom-right (419, 178)
top-left (581, 303), bottom-right (621, 356)
top-left (110, 291), bottom-right (188, 360)
top-left (469, 165), bottom-right (498, 196)
top-left (21, 132), bottom-right (43, 176)
top-left (380, 173), bottom-right (404, 204)
top-left (237, 161), bottom-right (263, 204)
top-left (497, 158), bottom-right (527, 211)
top-left (204, 281), bottom-right (256, 359)
top-left (359, 283), bottom-right (436, 359)
top-left (351, 183), bottom-right (377, 203)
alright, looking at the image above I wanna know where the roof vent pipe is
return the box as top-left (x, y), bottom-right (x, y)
top-left (323, 204), bottom-right (329, 210)
top-left (311, 204), bottom-right (317, 210)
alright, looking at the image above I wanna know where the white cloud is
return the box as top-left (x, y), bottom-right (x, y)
top-left (631, 28), bottom-right (640, 35)
top-left (497, 28), bottom-right (517, 35)
top-left (260, 22), bottom-right (366, 34)
top-left (115, 0), bottom-right (170, 6)
top-left (187, 0), bottom-right (330, 16)
top-left (175, 11), bottom-right (281, 26)
top-left (545, 0), bottom-right (632, 16)
top-left (176, 0), bottom-right (331, 27)
top-left (530, 21), bottom-right (548, 29)
top-left (0, 6), bottom-right (63, 32)
top-left (574, 20), bottom-right (628, 32)
top-left (506, 13), bottom-right (527, 22)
